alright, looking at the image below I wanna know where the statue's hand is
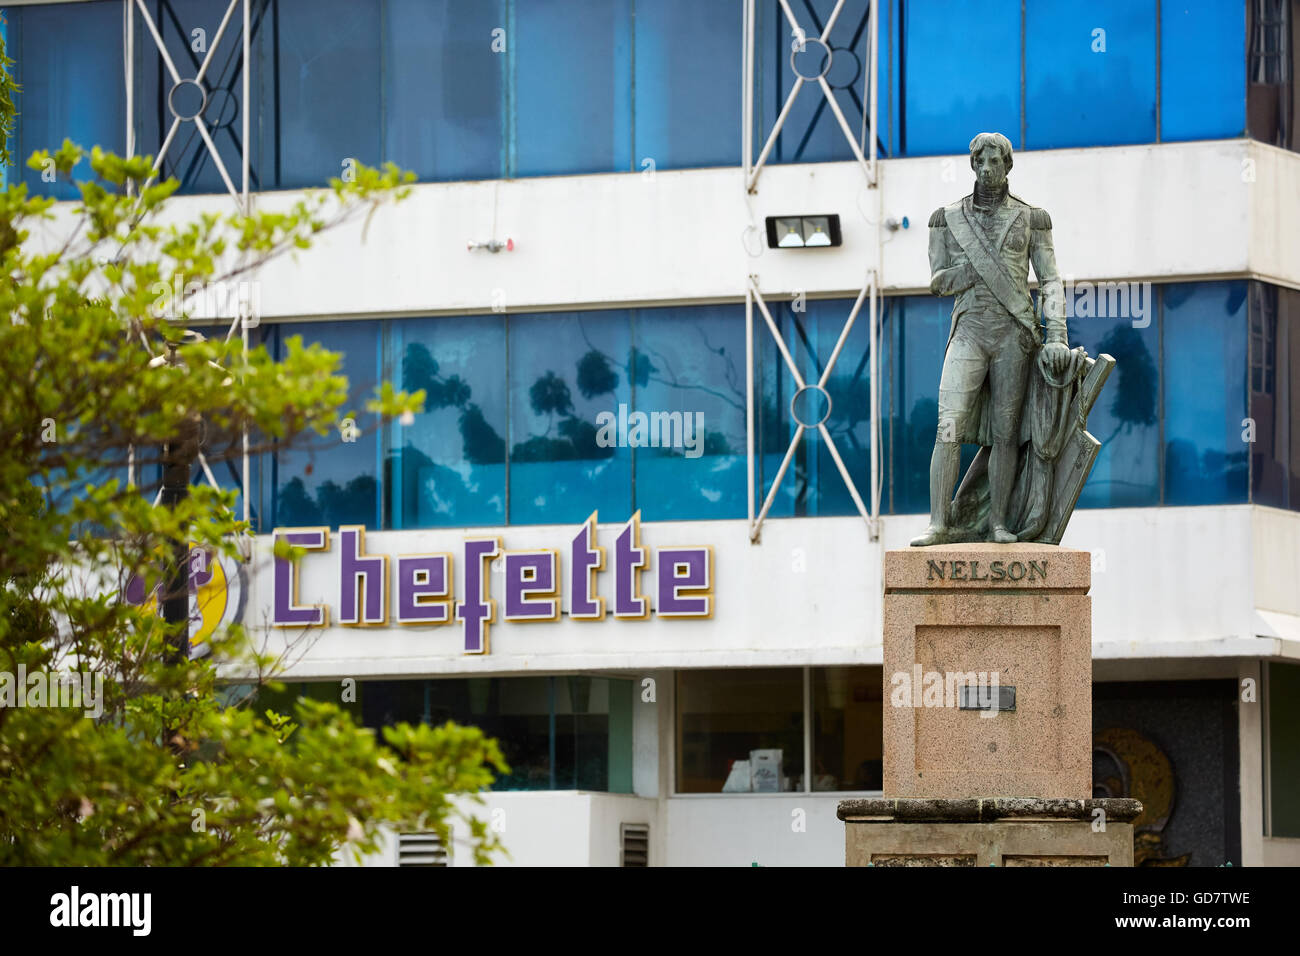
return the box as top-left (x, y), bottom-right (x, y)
top-left (1042, 341), bottom-right (1071, 374)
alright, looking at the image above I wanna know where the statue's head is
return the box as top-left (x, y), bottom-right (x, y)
top-left (968, 131), bottom-right (1013, 192)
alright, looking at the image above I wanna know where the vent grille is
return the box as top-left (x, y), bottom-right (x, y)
top-left (398, 831), bottom-right (449, 867)
top-left (620, 823), bottom-right (649, 867)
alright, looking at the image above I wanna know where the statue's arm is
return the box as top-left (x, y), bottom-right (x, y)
top-left (1029, 208), bottom-right (1067, 345)
top-left (928, 209), bottom-right (976, 296)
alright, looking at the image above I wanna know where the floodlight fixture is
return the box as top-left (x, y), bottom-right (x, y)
top-left (765, 214), bottom-right (842, 249)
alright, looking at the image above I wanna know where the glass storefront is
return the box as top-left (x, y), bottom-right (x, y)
top-left (260, 675), bottom-right (634, 793)
top-left (675, 666), bottom-right (884, 794)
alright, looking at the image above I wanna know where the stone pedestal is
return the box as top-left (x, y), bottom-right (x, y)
top-left (838, 798), bottom-right (1140, 867)
top-left (881, 543), bottom-right (1093, 799)
top-left (839, 543), bottom-right (1139, 866)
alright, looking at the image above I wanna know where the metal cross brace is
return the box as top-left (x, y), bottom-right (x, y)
top-left (747, 0), bottom-right (875, 192)
top-left (132, 0), bottom-right (246, 211)
top-left (747, 276), bottom-right (876, 542)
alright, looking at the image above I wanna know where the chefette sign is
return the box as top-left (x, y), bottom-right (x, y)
top-left (270, 512), bottom-right (712, 655)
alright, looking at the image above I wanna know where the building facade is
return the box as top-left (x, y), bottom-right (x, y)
top-left (8, 0), bottom-right (1300, 866)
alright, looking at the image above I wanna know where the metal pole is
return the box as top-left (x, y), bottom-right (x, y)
top-left (160, 342), bottom-right (199, 666)
top-left (868, 0), bottom-right (878, 184)
top-left (869, 271), bottom-right (880, 536)
top-left (746, 287), bottom-right (755, 536)
top-left (242, 0), bottom-right (250, 211)
top-left (742, 0), bottom-right (754, 184)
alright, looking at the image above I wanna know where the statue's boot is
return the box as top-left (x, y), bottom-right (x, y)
top-left (991, 525), bottom-right (1017, 544)
top-left (910, 525), bottom-right (947, 547)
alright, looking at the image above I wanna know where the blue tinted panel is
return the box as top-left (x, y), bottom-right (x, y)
top-left (1250, 285), bottom-right (1298, 510)
top-left (887, 295), bottom-right (948, 514)
top-left (633, 305), bottom-right (747, 521)
top-left (392, 315), bottom-right (507, 528)
top-left (1160, 0), bottom-right (1245, 141)
top-left (10, 1), bottom-right (126, 199)
top-left (876, 0), bottom-right (902, 156)
top-left (1163, 281), bottom-right (1249, 505)
top-left (634, 0), bottom-right (741, 170)
top-left (514, 0), bottom-right (632, 176)
top-left (274, 321), bottom-right (383, 528)
top-left (384, 0), bottom-right (504, 181)
top-left (902, 0), bottom-right (1019, 155)
top-left (1067, 297), bottom-right (1160, 508)
top-left (508, 311), bottom-right (633, 524)
top-left (757, 0), bottom-right (873, 164)
top-left (1026, 0), bottom-right (1156, 149)
top-left (269, 0), bottom-right (381, 189)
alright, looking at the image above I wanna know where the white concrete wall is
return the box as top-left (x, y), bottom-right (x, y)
top-left (663, 795), bottom-right (847, 867)
top-left (1249, 142), bottom-right (1300, 291)
top-left (1253, 506), bottom-right (1300, 619)
top-left (443, 792), bottom-right (657, 867)
top-left (28, 141), bottom-right (1300, 323)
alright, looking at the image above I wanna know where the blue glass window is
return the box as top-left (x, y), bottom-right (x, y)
top-left (885, 295), bottom-right (945, 515)
top-left (1068, 297), bottom-right (1160, 509)
top-left (633, 0), bottom-right (741, 170)
top-left (1025, 0), bottom-right (1157, 149)
top-left (273, 321), bottom-right (383, 528)
top-left (1160, 0), bottom-right (1245, 142)
top-left (901, 0), bottom-right (1019, 156)
top-left (384, 0), bottom-right (505, 182)
top-left (758, 296), bottom-right (870, 518)
top-left (356, 676), bottom-right (633, 793)
top-left (390, 315), bottom-right (507, 528)
top-left (1250, 284), bottom-right (1300, 511)
top-left (508, 310), bottom-right (633, 524)
top-left (883, 294), bottom-right (977, 515)
top-left (632, 305), bottom-right (747, 521)
top-left (513, 0), bottom-right (633, 177)
top-left (1163, 281), bottom-right (1249, 505)
top-left (7, 0), bottom-right (126, 199)
top-left (264, 0), bottom-right (381, 189)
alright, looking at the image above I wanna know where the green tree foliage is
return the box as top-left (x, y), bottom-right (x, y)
top-left (0, 143), bottom-right (506, 865)
top-left (0, 30), bottom-right (16, 170)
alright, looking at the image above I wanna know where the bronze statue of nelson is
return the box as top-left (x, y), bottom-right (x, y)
top-left (911, 132), bottom-right (1113, 548)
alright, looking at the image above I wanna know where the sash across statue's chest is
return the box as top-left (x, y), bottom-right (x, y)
top-left (945, 200), bottom-right (1034, 321)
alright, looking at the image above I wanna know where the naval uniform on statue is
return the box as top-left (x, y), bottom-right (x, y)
top-left (911, 131), bottom-right (1114, 547)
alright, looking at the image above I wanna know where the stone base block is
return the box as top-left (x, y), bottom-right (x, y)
top-left (883, 543), bottom-right (1092, 798)
top-left (838, 798), bottom-right (1141, 867)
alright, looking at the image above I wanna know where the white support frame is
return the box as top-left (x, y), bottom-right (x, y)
top-left (746, 274), bottom-right (879, 542)
top-left (743, 1), bottom-right (882, 543)
top-left (124, 0), bottom-right (255, 527)
top-left (130, 0), bottom-right (246, 209)
top-left (743, 0), bottom-right (879, 192)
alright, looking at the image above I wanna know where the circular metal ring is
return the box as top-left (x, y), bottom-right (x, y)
top-left (790, 384), bottom-right (833, 428)
top-left (825, 46), bottom-right (861, 90)
top-left (167, 78), bottom-right (208, 121)
top-left (789, 37), bottom-right (833, 81)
